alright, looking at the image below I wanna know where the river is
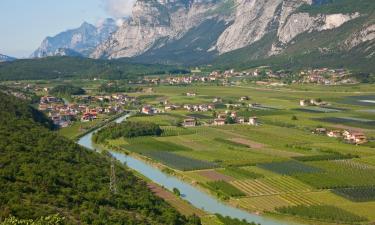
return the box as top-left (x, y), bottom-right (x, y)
top-left (77, 114), bottom-right (293, 225)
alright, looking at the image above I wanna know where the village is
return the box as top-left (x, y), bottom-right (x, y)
top-left (37, 93), bottom-right (136, 127)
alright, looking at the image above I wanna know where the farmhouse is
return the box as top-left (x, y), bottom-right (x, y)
top-left (299, 99), bottom-right (310, 106)
top-left (186, 92), bottom-right (197, 97)
top-left (236, 117), bottom-right (245, 124)
top-left (213, 97), bottom-right (222, 103)
top-left (343, 130), bottom-right (368, 145)
top-left (313, 128), bottom-right (327, 134)
top-left (249, 117), bottom-right (258, 126)
top-left (327, 130), bottom-right (342, 138)
top-left (141, 105), bottom-right (156, 115)
top-left (183, 118), bottom-right (197, 127)
top-left (240, 96), bottom-right (249, 101)
top-left (214, 118), bottom-right (226, 126)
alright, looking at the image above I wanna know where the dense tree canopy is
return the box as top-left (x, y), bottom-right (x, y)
top-left (0, 92), bottom-right (200, 225)
top-left (49, 84), bottom-right (85, 96)
top-left (93, 121), bottom-right (163, 144)
top-left (0, 57), bottom-right (189, 81)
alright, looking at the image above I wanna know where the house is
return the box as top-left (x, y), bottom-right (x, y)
top-left (208, 104), bottom-right (215, 110)
top-left (214, 118), bottom-right (226, 126)
top-left (300, 99), bottom-right (310, 106)
top-left (183, 118), bottom-right (197, 127)
top-left (213, 97), bottom-right (222, 103)
top-left (186, 92), bottom-right (197, 97)
top-left (240, 96), bottom-right (249, 101)
top-left (249, 117), bottom-right (258, 126)
top-left (327, 130), bottom-right (342, 138)
top-left (313, 128), bottom-right (327, 134)
top-left (343, 130), bottom-right (368, 145)
top-left (141, 106), bottom-right (155, 115)
top-left (236, 117), bottom-right (245, 124)
top-left (230, 111), bottom-right (237, 119)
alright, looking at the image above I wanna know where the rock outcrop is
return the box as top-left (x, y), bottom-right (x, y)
top-left (31, 19), bottom-right (117, 58)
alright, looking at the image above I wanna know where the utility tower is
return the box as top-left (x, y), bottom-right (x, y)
top-left (110, 158), bottom-right (117, 194)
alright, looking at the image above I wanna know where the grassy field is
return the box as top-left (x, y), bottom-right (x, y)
top-left (104, 83), bottom-right (375, 224)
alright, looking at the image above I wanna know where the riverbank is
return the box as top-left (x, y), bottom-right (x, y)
top-left (77, 114), bottom-right (288, 225)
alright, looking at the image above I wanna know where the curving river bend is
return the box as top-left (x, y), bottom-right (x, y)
top-left (77, 114), bottom-right (294, 225)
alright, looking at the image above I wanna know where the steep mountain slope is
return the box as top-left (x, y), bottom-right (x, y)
top-left (91, 0), bottom-right (229, 60)
top-left (90, 0), bottom-right (373, 67)
top-left (214, 0), bottom-right (375, 72)
top-left (31, 19), bottom-right (117, 58)
top-left (0, 54), bottom-right (16, 62)
top-left (0, 92), bottom-right (200, 224)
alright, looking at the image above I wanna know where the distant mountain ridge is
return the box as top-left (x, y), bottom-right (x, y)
top-left (0, 54), bottom-right (16, 62)
top-left (31, 18), bottom-right (117, 58)
top-left (32, 0), bottom-right (375, 69)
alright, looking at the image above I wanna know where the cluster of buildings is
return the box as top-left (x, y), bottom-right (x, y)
top-left (213, 111), bottom-right (258, 126)
top-left (38, 95), bottom-right (128, 127)
top-left (314, 128), bottom-right (368, 145)
top-left (299, 68), bottom-right (356, 85)
top-left (299, 99), bottom-right (327, 107)
top-left (183, 104), bottom-right (215, 112)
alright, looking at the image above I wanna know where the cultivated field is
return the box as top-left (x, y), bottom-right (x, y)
top-left (104, 84), bottom-right (375, 224)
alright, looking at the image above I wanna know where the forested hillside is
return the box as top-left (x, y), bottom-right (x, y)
top-left (0, 92), bottom-right (200, 225)
top-left (0, 57), bottom-right (189, 81)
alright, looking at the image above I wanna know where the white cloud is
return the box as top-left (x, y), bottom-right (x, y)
top-left (102, 0), bottom-right (136, 18)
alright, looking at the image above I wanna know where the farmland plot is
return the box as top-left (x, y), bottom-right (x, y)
top-left (333, 187), bottom-right (375, 202)
top-left (231, 176), bottom-right (313, 197)
top-left (145, 151), bottom-right (218, 171)
top-left (258, 161), bottom-right (323, 175)
top-left (293, 160), bottom-right (375, 189)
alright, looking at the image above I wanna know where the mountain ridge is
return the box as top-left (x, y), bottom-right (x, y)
top-left (0, 54), bottom-right (16, 62)
top-left (31, 18), bottom-right (118, 58)
top-left (32, 0), bottom-right (375, 68)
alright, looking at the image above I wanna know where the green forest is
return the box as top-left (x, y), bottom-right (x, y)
top-left (92, 121), bottom-right (163, 144)
top-left (49, 84), bottom-right (86, 96)
top-left (0, 57), bottom-right (189, 81)
top-left (0, 92), bottom-right (200, 225)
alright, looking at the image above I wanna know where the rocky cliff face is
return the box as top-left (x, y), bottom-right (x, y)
top-left (31, 19), bottom-right (117, 58)
top-left (91, 0), bottom-right (225, 59)
top-left (92, 0), bottom-right (368, 62)
top-left (34, 0), bottom-right (373, 64)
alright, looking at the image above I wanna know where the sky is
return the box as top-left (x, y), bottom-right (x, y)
top-left (0, 0), bottom-right (135, 58)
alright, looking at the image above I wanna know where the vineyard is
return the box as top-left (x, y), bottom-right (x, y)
top-left (333, 186), bottom-right (375, 202)
top-left (292, 153), bottom-right (358, 162)
top-left (230, 176), bottom-right (313, 197)
top-left (275, 205), bottom-right (367, 223)
top-left (161, 126), bottom-right (197, 137)
top-left (206, 181), bottom-right (246, 198)
top-left (122, 137), bottom-right (192, 153)
top-left (217, 167), bottom-right (264, 180)
top-left (238, 193), bottom-right (318, 212)
top-left (292, 160), bottom-right (375, 189)
top-left (145, 151), bottom-right (218, 171)
top-left (257, 161), bottom-right (323, 175)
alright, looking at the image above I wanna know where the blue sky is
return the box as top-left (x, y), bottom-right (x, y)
top-left (0, 0), bottom-right (117, 58)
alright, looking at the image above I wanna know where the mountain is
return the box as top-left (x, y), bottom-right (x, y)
top-left (90, 0), bottom-right (374, 68)
top-left (31, 19), bottom-right (118, 58)
top-left (0, 54), bottom-right (16, 62)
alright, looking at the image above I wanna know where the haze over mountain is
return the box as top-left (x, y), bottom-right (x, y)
top-left (32, 0), bottom-right (375, 66)
top-left (31, 18), bottom-right (118, 58)
top-left (0, 54), bottom-right (16, 62)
